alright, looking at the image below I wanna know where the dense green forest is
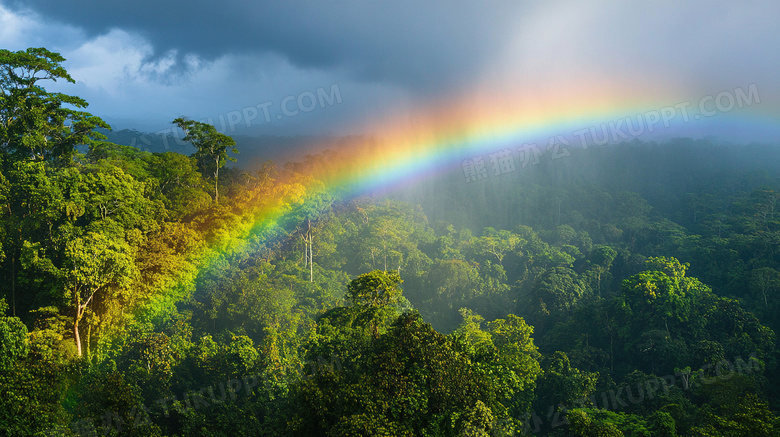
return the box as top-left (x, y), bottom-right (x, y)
top-left (1, 48), bottom-right (779, 436)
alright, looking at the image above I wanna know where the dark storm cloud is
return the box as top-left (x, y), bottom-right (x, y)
top-left (8, 0), bottom-right (527, 94)
top-left (4, 0), bottom-right (780, 145)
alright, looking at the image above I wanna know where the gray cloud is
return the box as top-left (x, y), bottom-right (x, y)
top-left (2, 0), bottom-right (779, 145)
top-left (7, 0), bottom-right (527, 93)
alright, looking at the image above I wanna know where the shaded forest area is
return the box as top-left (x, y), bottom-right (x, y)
top-left (1, 48), bottom-right (779, 436)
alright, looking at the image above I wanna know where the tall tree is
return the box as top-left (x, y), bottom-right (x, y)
top-left (348, 270), bottom-right (403, 338)
top-left (59, 232), bottom-right (136, 357)
top-left (348, 270), bottom-right (403, 309)
top-left (0, 47), bottom-right (108, 163)
top-left (589, 245), bottom-right (617, 297)
top-left (750, 267), bottom-right (779, 308)
top-left (172, 118), bottom-right (238, 203)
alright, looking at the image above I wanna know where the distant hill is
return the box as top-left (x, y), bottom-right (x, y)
top-left (98, 128), bottom-right (368, 170)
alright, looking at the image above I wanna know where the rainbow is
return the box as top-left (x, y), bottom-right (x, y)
top-left (132, 80), bottom-right (777, 327)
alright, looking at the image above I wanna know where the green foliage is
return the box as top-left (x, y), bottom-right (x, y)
top-left (172, 117), bottom-right (238, 203)
top-left (0, 47), bottom-right (109, 163)
top-left (0, 306), bottom-right (68, 435)
top-left (288, 311), bottom-right (520, 436)
top-left (60, 231), bottom-right (138, 356)
top-left (534, 351), bottom-right (598, 416)
top-left (566, 407), bottom-right (658, 436)
top-left (456, 400), bottom-right (494, 436)
top-left (0, 298), bottom-right (28, 371)
top-left (452, 308), bottom-right (492, 352)
top-left (347, 269), bottom-right (403, 308)
top-left (1, 49), bottom-right (780, 435)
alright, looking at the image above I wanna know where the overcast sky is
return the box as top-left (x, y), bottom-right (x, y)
top-left (2, 1), bottom-right (780, 147)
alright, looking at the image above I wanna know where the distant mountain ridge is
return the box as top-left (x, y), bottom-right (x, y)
top-left (98, 128), bottom-right (368, 169)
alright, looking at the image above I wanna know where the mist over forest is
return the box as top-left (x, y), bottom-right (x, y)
top-left (3, 2), bottom-right (780, 436)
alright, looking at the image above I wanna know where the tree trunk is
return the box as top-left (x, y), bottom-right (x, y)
top-left (73, 291), bottom-right (83, 356)
top-left (303, 237), bottom-right (308, 267)
top-left (307, 219), bottom-right (313, 282)
top-left (214, 157), bottom-right (220, 203)
top-left (86, 323), bottom-right (92, 360)
top-left (73, 290), bottom-right (94, 357)
top-left (665, 319), bottom-right (671, 337)
top-left (597, 271), bottom-right (602, 298)
top-left (74, 315), bottom-right (82, 357)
